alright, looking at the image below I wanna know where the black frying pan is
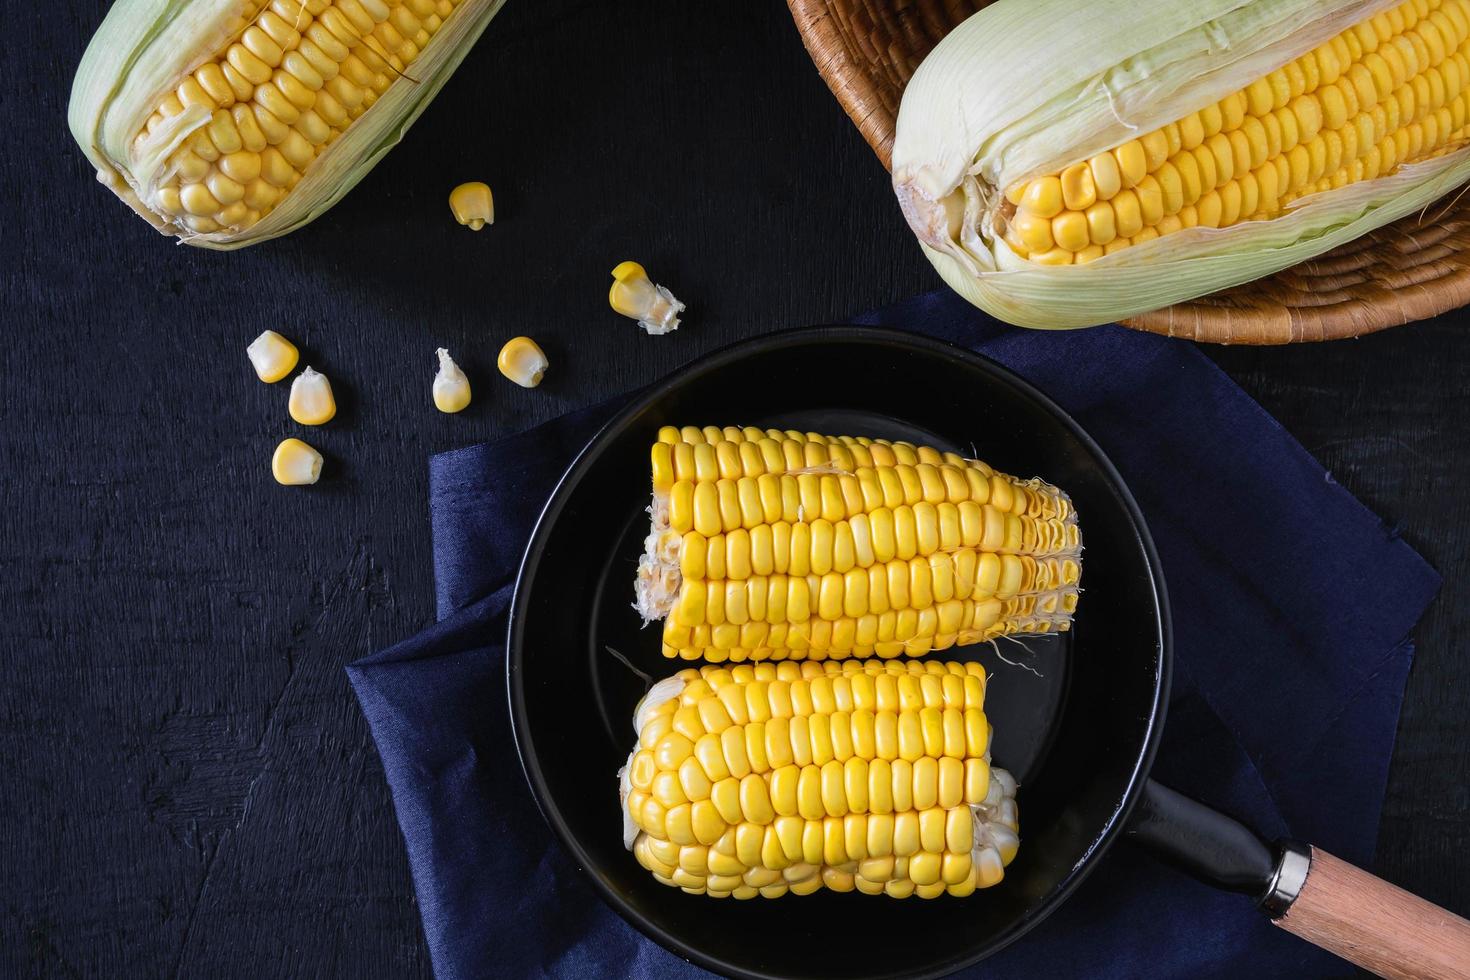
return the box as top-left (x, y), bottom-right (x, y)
top-left (507, 327), bottom-right (1470, 980)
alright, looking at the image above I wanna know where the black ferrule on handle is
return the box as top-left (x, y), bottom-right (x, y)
top-left (1123, 779), bottom-right (1279, 898)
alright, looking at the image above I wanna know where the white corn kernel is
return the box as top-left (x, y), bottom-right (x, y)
top-left (608, 261), bottom-right (684, 335)
top-left (497, 336), bottom-right (548, 388)
top-left (448, 181), bottom-right (493, 230)
top-left (272, 437), bottom-right (322, 485)
top-left (246, 329), bottom-right (299, 382)
top-left (289, 366), bottom-right (336, 425)
top-left (433, 347), bottom-right (471, 413)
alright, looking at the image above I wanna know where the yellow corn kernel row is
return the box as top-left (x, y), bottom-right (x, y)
top-left (666, 507), bottom-right (1077, 575)
top-left (631, 747), bottom-right (991, 829)
top-left (624, 660), bottom-right (1019, 899)
top-left (632, 816), bottom-right (1003, 898)
top-left (663, 558), bottom-right (1077, 659)
top-left (653, 426), bottom-right (1070, 522)
top-left (674, 544), bottom-right (1076, 601)
top-left (136, 0), bottom-right (464, 235)
top-left (1003, 0), bottom-right (1470, 263)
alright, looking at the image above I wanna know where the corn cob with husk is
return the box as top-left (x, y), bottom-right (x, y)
top-left (893, 0), bottom-right (1470, 328)
top-left (620, 659), bottom-right (1020, 899)
top-left (634, 426), bottom-right (1082, 663)
top-left (69, 0), bottom-right (507, 248)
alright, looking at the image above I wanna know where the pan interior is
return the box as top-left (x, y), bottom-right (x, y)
top-left (511, 329), bottom-right (1165, 980)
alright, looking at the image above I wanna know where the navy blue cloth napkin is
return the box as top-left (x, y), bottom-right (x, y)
top-left (348, 290), bottom-right (1439, 980)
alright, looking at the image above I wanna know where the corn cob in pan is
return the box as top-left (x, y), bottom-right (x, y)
top-left (620, 659), bottom-right (1020, 899)
top-left (635, 426), bottom-right (1082, 662)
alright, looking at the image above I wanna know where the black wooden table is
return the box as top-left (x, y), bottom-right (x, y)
top-left (3, 1), bottom-right (1467, 976)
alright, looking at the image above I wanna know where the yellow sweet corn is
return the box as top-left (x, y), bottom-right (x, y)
top-left (448, 181), bottom-right (494, 230)
top-left (893, 0), bottom-right (1470, 327)
top-left (619, 659), bottom-right (1020, 899)
top-left (246, 329), bottom-right (298, 382)
top-left (69, 0), bottom-right (509, 248)
top-left (634, 427), bottom-right (1082, 663)
top-left (433, 348), bottom-right (472, 412)
top-left (497, 336), bottom-right (548, 388)
top-left (272, 437), bottom-right (323, 485)
top-left (289, 366), bottom-right (336, 425)
top-left (609, 261), bottom-right (684, 335)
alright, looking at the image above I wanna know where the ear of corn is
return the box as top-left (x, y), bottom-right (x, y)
top-left (69, 0), bottom-right (509, 248)
top-left (619, 659), bottom-right (1020, 899)
top-left (893, 0), bottom-right (1470, 328)
top-left (634, 427), bottom-right (1082, 663)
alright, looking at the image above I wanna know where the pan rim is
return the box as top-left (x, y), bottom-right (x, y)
top-left (507, 325), bottom-right (1172, 979)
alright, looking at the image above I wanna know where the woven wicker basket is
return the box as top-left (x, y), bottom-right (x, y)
top-left (788, 0), bottom-right (1470, 343)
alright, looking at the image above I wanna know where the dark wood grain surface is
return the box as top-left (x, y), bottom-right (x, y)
top-left (2, 1), bottom-right (1467, 976)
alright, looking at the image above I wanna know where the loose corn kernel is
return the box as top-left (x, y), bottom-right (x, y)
top-left (448, 181), bottom-right (494, 230)
top-left (609, 261), bottom-right (685, 335)
top-left (272, 437), bottom-right (323, 485)
top-left (288, 366), bottom-right (336, 425)
top-left (246, 329), bottom-right (299, 382)
top-left (433, 347), bottom-right (471, 412)
top-left (497, 336), bottom-right (548, 388)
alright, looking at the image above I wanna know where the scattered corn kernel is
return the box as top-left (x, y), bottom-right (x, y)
top-left (497, 336), bottom-right (548, 388)
top-left (433, 347), bottom-right (472, 413)
top-left (288, 366), bottom-right (336, 425)
top-left (246, 330), bottom-right (299, 383)
top-left (448, 181), bottom-right (494, 230)
top-left (272, 438), bottom-right (323, 486)
top-left (609, 261), bottom-right (685, 335)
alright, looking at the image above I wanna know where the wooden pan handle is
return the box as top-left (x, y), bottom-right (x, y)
top-left (1273, 845), bottom-right (1470, 980)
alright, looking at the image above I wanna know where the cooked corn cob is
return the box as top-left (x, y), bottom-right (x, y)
top-left (893, 0), bottom-right (1470, 328)
top-left (634, 426), bottom-right (1081, 663)
top-left (69, 0), bottom-right (508, 247)
top-left (619, 659), bottom-right (1020, 900)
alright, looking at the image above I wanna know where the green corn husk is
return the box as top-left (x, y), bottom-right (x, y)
top-left (68, 0), bottom-right (508, 249)
top-left (891, 0), bottom-right (1470, 329)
